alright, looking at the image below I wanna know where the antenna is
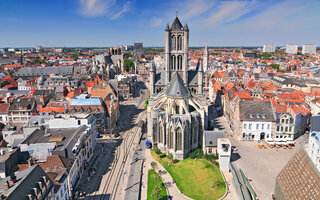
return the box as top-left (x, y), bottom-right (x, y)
top-left (176, 10), bottom-right (178, 17)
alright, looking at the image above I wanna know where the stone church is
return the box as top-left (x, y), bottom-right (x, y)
top-left (147, 16), bottom-right (209, 160)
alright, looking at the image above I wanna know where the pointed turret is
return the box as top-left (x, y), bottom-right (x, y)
top-left (184, 23), bottom-right (189, 31)
top-left (165, 23), bottom-right (170, 31)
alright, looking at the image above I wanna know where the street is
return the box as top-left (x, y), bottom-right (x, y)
top-left (75, 79), bottom-right (149, 200)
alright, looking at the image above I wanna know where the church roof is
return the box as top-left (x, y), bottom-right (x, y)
top-left (166, 72), bottom-right (190, 98)
top-left (171, 17), bottom-right (183, 31)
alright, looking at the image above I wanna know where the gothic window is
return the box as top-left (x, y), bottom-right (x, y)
top-left (193, 124), bottom-right (197, 144)
top-left (169, 129), bottom-right (174, 149)
top-left (164, 125), bottom-right (167, 145)
top-left (176, 128), bottom-right (182, 150)
top-left (177, 36), bottom-right (182, 51)
top-left (171, 36), bottom-right (176, 50)
top-left (177, 55), bottom-right (182, 70)
top-left (159, 126), bottom-right (163, 143)
top-left (175, 104), bottom-right (180, 114)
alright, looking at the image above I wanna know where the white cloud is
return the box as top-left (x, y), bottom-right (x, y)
top-left (150, 17), bottom-right (163, 27)
top-left (78, 0), bottom-right (131, 19)
top-left (111, 1), bottom-right (132, 19)
top-left (181, 0), bottom-right (216, 19)
top-left (206, 0), bottom-right (256, 25)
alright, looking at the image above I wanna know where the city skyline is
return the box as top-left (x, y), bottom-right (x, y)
top-left (1, 0), bottom-right (320, 47)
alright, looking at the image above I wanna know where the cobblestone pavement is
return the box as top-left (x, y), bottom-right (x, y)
top-left (216, 116), bottom-right (309, 200)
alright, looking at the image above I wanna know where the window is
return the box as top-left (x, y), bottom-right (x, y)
top-left (285, 127), bottom-right (288, 132)
top-left (249, 124), bottom-right (252, 129)
top-left (280, 127), bottom-right (283, 131)
top-left (262, 114), bottom-right (266, 119)
top-left (244, 124), bottom-right (247, 129)
top-left (208, 148), bottom-right (212, 154)
top-left (267, 124), bottom-right (270, 130)
top-left (78, 120), bottom-right (81, 125)
top-left (250, 114), bottom-right (254, 118)
top-left (285, 119), bottom-right (289, 124)
top-left (289, 127), bottom-right (292, 132)
top-left (257, 114), bottom-right (260, 118)
top-left (256, 124), bottom-right (259, 129)
top-left (276, 126), bottom-right (280, 131)
top-left (262, 124), bottom-right (264, 129)
top-left (281, 119), bottom-right (285, 123)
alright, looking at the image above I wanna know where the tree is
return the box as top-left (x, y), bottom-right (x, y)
top-left (71, 53), bottom-right (80, 61)
top-left (144, 96), bottom-right (150, 109)
top-left (152, 185), bottom-right (161, 199)
top-left (124, 59), bottom-right (135, 72)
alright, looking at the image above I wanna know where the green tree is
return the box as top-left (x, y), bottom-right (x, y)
top-left (270, 64), bottom-right (279, 70)
top-left (152, 185), bottom-right (161, 199)
top-left (124, 59), bottom-right (135, 71)
top-left (144, 96), bottom-right (150, 109)
top-left (71, 53), bottom-right (80, 61)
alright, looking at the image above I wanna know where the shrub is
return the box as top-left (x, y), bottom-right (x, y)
top-left (160, 153), bottom-right (166, 158)
top-left (154, 148), bottom-right (161, 155)
top-left (189, 148), bottom-right (204, 159)
top-left (167, 153), bottom-right (173, 160)
top-left (151, 161), bottom-right (158, 170)
top-left (211, 160), bottom-right (219, 167)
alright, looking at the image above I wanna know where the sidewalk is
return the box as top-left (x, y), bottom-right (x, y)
top-left (142, 149), bottom-right (190, 200)
top-left (221, 172), bottom-right (239, 200)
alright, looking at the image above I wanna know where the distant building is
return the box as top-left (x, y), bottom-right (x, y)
top-left (275, 146), bottom-right (320, 200)
top-left (35, 45), bottom-right (43, 52)
top-left (0, 165), bottom-right (54, 200)
top-left (0, 147), bottom-right (22, 178)
top-left (14, 66), bottom-right (74, 80)
top-left (263, 44), bottom-right (275, 53)
top-left (8, 98), bottom-right (37, 124)
top-left (202, 130), bottom-right (225, 155)
top-left (239, 101), bottom-right (275, 141)
top-left (308, 116), bottom-right (320, 172)
top-left (133, 42), bottom-right (143, 51)
top-left (125, 45), bottom-right (133, 51)
top-left (302, 44), bottom-right (316, 55)
top-left (285, 44), bottom-right (298, 54)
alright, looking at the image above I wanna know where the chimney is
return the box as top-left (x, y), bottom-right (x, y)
top-left (4, 181), bottom-right (10, 189)
top-left (10, 174), bottom-right (16, 183)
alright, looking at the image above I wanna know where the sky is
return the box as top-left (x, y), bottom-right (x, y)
top-left (0, 0), bottom-right (320, 47)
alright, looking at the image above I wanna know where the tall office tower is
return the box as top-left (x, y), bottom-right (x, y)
top-left (263, 44), bottom-right (275, 52)
top-left (285, 44), bottom-right (298, 54)
top-left (302, 44), bottom-right (316, 55)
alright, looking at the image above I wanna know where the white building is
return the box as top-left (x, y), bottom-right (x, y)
top-left (308, 116), bottom-right (320, 172)
top-left (302, 44), bottom-right (316, 55)
top-left (263, 44), bottom-right (275, 53)
top-left (286, 44), bottom-right (298, 54)
top-left (217, 138), bottom-right (231, 172)
top-left (239, 101), bottom-right (275, 141)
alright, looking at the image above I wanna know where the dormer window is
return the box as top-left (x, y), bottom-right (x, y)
top-left (257, 114), bottom-right (260, 118)
top-left (250, 114), bottom-right (254, 118)
top-left (262, 114), bottom-right (266, 119)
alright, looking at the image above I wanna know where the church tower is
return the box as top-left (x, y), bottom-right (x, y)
top-left (165, 16), bottom-right (189, 85)
top-left (203, 43), bottom-right (208, 73)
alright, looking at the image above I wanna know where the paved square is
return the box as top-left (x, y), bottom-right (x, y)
top-left (216, 116), bottom-right (309, 200)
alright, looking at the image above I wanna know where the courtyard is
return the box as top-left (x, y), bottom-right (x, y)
top-left (151, 150), bottom-right (226, 200)
top-left (216, 116), bottom-right (309, 200)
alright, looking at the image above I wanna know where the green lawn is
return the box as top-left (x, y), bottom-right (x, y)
top-left (147, 169), bottom-right (168, 200)
top-left (152, 151), bottom-right (226, 200)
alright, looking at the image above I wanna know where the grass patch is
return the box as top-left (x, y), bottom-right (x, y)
top-left (151, 149), bottom-right (226, 200)
top-left (147, 169), bottom-right (167, 200)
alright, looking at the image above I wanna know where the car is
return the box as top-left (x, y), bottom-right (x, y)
top-left (146, 140), bottom-right (151, 149)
